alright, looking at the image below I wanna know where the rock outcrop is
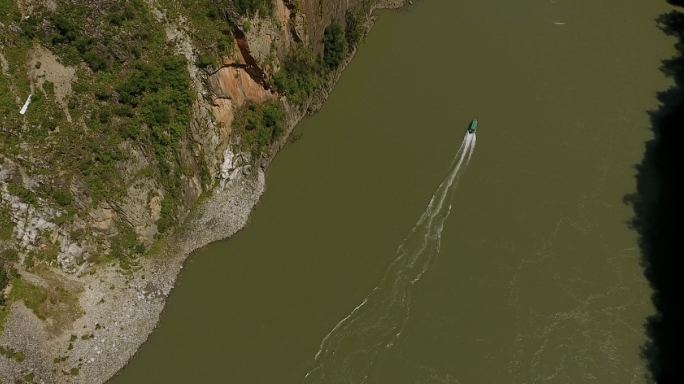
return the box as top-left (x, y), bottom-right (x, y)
top-left (0, 0), bottom-right (409, 382)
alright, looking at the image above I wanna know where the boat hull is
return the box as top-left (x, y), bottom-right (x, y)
top-left (467, 119), bottom-right (478, 133)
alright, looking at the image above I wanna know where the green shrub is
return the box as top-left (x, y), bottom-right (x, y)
top-left (2, 249), bottom-right (18, 262)
top-left (273, 47), bottom-right (322, 105)
top-left (262, 103), bottom-right (285, 138)
top-left (24, 254), bottom-right (34, 269)
top-left (232, 0), bottom-right (274, 17)
top-left (31, 93), bottom-right (42, 104)
top-left (131, 46), bottom-right (142, 59)
top-left (107, 1), bottom-right (140, 28)
top-left (51, 13), bottom-right (80, 43)
top-left (72, 80), bottom-right (88, 94)
top-left (120, 124), bottom-right (140, 140)
top-left (235, 102), bottom-right (285, 159)
top-left (0, 0), bottom-right (21, 25)
top-left (0, 268), bottom-right (9, 304)
top-left (99, 109), bottom-right (111, 124)
top-left (1, 0), bottom-right (198, 263)
top-left (144, 101), bottom-right (171, 127)
top-left (114, 105), bottom-right (135, 118)
top-left (95, 88), bottom-right (111, 101)
top-left (9, 279), bottom-right (48, 319)
top-left (83, 50), bottom-right (108, 72)
top-left (114, 53), bottom-right (193, 217)
top-left (7, 183), bottom-right (35, 205)
top-left (217, 37), bottom-right (231, 53)
top-left (111, 226), bottom-right (145, 258)
top-left (0, 344), bottom-right (26, 361)
top-left (156, 217), bottom-right (170, 233)
top-left (160, 198), bottom-right (174, 217)
top-left (42, 81), bottom-right (55, 95)
top-left (198, 55), bottom-right (217, 68)
top-left (323, 22), bottom-right (347, 70)
top-left (48, 6), bottom-right (122, 71)
top-left (44, 119), bottom-right (58, 131)
top-left (50, 189), bottom-right (74, 206)
top-left (0, 211), bottom-right (14, 240)
top-left (346, 7), bottom-right (365, 49)
top-left (109, 13), bottom-right (125, 26)
top-left (177, 0), bottom-right (235, 61)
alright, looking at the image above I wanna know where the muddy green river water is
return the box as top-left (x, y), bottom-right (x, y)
top-left (111, 0), bottom-right (677, 382)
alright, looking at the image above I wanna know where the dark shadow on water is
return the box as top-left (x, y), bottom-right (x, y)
top-left (625, 1), bottom-right (684, 383)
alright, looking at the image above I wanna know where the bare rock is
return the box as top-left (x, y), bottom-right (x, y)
top-left (0, 302), bottom-right (54, 384)
top-left (89, 203), bottom-right (117, 235)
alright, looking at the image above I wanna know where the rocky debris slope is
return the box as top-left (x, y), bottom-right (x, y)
top-left (0, 0), bottom-right (409, 382)
top-left (1, 166), bottom-right (265, 383)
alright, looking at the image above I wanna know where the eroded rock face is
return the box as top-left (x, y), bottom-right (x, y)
top-left (0, 0), bottom-right (408, 382)
top-left (208, 66), bottom-right (274, 107)
top-left (293, 12), bottom-right (308, 45)
top-left (242, 0), bottom-right (292, 66)
top-left (181, 175), bottom-right (202, 206)
top-left (276, 0), bottom-right (293, 49)
top-left (12, 202), bottom-right (59, 249)
top-left (165, 21), bottom-right (232, 187)
top-left (117, 180), bottom-right (161, 246)
top-left (1, 158), bottom-right (93, 273)
top-left (219, 146), bottom-right (252, 189)
top-left (211, 96), bottom-right (235, 134)
top-left (89, 203), bottom-right (117, 235)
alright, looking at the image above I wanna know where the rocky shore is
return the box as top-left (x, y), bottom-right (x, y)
top-left (0, 1), bottom-right (408, 383)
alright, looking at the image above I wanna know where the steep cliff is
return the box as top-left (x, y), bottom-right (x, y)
top-left (0, 0), bottom-right (406, 382)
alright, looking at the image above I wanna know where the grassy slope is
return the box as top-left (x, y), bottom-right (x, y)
top-left (0, 0), bottom-right (375, 338)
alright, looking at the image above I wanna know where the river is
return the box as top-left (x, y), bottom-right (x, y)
top-left (111, 0), bottom-right (676, 382)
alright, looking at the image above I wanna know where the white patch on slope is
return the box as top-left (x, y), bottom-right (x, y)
top-left (19, 94), bottom-right (31, 114)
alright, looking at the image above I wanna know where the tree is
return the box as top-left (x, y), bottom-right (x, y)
top-left (323, 22), bottom-right (347, 70)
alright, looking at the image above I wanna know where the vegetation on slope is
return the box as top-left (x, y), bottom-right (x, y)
top-left (272, 17), bottom-right (361, 105)
top-left (323, 21), bottom-right (347, 70)
top-left (233, 103), bottom-right (285, 159)
top-left (173, 0), bottom-right (238, 68)
top-left (632, 2), bottom-right (684, 383)
top-left (346, 6), bottom-right (366, 49)
top-left (231, 0), bottom-right (276, 17)
top-left (0, 0), bottom-right (204, 261)
top-left (273, 46), bottom-right (324, 105)
top-left (0, 0), bottom-right (375, 339)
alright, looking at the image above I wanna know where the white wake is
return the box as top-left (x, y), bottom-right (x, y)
top-left (304, 132), bottom-right (477, 384)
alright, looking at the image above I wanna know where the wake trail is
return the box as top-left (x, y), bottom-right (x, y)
top-left (468, 134), bottom-right (476, 163)
top-left (449, 134), bottom-right (469, 169)
top-left (304, 133), bottom-right (477, 384)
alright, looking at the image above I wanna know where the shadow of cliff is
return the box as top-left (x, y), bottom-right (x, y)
top-left (625, 2), bottom-right (684, 383)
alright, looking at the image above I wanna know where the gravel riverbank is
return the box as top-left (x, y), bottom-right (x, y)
top-left (0, 1), bottom-right (408, 382)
